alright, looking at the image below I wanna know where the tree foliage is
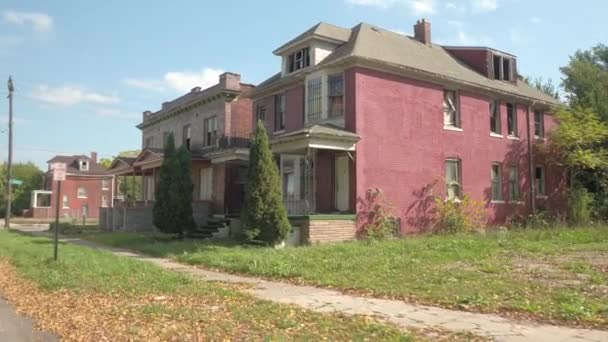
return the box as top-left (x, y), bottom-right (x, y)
top-left (153, 134), bottom-right (193, 236)
top-left (0, 162), bottom-right (44, 217)
top-left (560, 44), bottom-right (608, 120)
top-left (241, 120), bottom-right (290, 244)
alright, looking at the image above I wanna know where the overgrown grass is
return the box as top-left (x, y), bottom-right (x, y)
top-left (84, 227), bottom-right (608, 327)
top-left (0, 230), bottom-right (413, 340)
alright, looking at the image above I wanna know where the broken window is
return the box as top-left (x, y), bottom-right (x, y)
top-left (493, 55), bottom-right (501, 80)
top-left (535, 166), bottom-right (546, 196)
top-left (491, 163), bottom-right (503, 201)
top-left (328, 74), bottom-right (344, 117)
top-left (493, 54), bottom-right (513, 81)
top-left (503, 58), bottom-right (511, 81)
top-left (445, 158), bottom-right (461, 200)
top-left (507, 103), bottom-right (517, 136)
top-left (288, 47), bottom-right (311, 73)
top-left (534, 110), bottom-right (544, 138)
top-left (508, 165), bottom-right (520, 201)
top-left (443, 90), bottom-right (459, 127)
top-left (490, 100), bottom-right (501, 134)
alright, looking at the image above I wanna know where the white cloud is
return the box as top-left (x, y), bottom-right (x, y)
top-left (0, 35), bottom-right (21, 47)
top-left (410, 0), bottom-right (436, 15)
top-left (450, 30), bottom-right (493, 46)
top-left (345, 0), bottom-right (397, 9)
top-left (471, 0), bottom-right (498, 12)
top-left (122, 78), bottom-right (165, 92)
top-left (445, 2), bottom-right (466, 12)
top-left (125, 68), bottom-right (224, 93)
top-left (530, 16), bottom-right (542, 24)
top-left (95, 108), bottom-right (139, 120)
top-left (2, 10), bottom-right (53, 32)
top-left (30, 85), bottom-right (120, 106)
top-left (345, 0), bottom-right (436, 14)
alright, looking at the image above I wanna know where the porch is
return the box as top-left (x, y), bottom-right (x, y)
top-left (272, 124), bottom-right (359, 216)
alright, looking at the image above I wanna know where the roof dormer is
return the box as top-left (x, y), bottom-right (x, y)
top-left (275, 22), bottom-right (351, 76)
top-left (78, 158), bottom-right (89, 171)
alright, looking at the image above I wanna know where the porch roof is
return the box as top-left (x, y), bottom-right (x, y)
top-left (271, 124), bottom-right (360, 154)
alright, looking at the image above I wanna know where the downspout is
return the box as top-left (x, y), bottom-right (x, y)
top-left (526, 104), bottom-right (536, 214)
top-left (111, 175), bottom-right (115, 208)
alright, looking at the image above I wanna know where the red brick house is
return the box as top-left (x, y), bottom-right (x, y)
top-left (249, 19), bottom-right (565, 237)
top-left (30, 152), bottom-right (113, 219)
top-left (103, 72), bottom-right (254, 230)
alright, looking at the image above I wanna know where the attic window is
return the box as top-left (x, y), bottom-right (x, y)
top-left (288, 47), bottom-right (311, 73)
top-left (79, 160), bottom-right (89, 171)
top-left (493, 54), bottom-right (513, 81)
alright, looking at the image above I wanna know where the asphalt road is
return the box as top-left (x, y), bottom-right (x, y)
top-left (0, 296), bottom-right (58, 341)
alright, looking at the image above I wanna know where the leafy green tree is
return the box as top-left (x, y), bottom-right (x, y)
top-left (175, 146), bottom-right (196, 234)
top-left (561, 44), bottom-right (608, 120)
top-left (153, 134), bottom-right (182, 235)
top-left (105, 150), bottom-right (142, 202)
top-left (0, 162), bottom-right (44, 217)
top-left (523, 76), bottom-right (560, 99)
top-left (241, 120), bottom-right (290, 244)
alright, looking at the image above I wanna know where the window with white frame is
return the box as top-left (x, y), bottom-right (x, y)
top-left (145, 136), bottom-right (154, 149)
top-left (328, 74), bottom-right (344, 118)
top-left (101, 195), bottom-right (108, 208)
top-left (535, 166), bottom-right (546, 196)
top-left (79, 159), bottom-right (89, 171)
top-left (490, 100), bottom-right (501, 135)
top-left (199, 168), bottom-right (213, 200)
top-left (77, 187), bottom-right (87, 198)
top-left (62, 195), bottom-right (69, 208)
top-left (256, 105), bottom-right (266, 123)
top-left (274, 95), bottom-right (285, 131)
top-left (288, 47), bottom-right (311, 73)
top-left (307, 78), bottom-right (322, 122)
top-left (102, 178), bottom-right (110, 190)
top-left (507, 103), bottom-right (517, 137)
top-left (534, 110), bottom-right (544, 138)
top-left (445, 159), bottom-right (461, 200)
top-left (491, 163), bottom-right (503, 201)
top-left (443, 90), bottom-right (459, 128)
top-left (204, 116), bottom-right (218, 146)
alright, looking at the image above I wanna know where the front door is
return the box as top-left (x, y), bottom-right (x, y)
top-left (334, 155), bottom-right (349, 212)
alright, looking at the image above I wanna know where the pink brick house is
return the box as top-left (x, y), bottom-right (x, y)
top-left (249, 20), bottom-right (565, 236)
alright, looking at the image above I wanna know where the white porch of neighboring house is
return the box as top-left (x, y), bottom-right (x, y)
top-left (271, 124), bottom-right (359, 216)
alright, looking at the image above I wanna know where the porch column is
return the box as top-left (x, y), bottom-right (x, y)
top-left (142, 169), bottom-right (148, 205)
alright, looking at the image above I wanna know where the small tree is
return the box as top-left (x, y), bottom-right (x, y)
top-left (241, 120), bottom-right (290, 244)
top-left (153, 134), bottom-right (181, 235)
top-left (175, 146), bottom-right (196, 234)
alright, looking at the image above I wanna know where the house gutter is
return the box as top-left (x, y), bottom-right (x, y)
top-left (526, 104), bottom-right (536, 214)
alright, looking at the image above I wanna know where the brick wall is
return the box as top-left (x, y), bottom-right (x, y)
top-left (352, 66), bottom-right (565, 232)
top-left (45, 174), bottom-right (112, 219)
top-left (304, 219), bottom-right (356, 244)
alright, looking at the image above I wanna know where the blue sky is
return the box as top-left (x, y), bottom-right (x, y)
top-left (0, 0), bottom-right (606, 169)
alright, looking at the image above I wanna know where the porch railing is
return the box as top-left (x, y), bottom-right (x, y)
top-left (283, 198), bottom-right (310, 216)
top-left (202, 133), bottom-right (251, 152)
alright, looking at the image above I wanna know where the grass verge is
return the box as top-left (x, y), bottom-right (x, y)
top-left (83, 227), bottom-right (608, 327)
top-left (0, 230), bottom-right (421, 341)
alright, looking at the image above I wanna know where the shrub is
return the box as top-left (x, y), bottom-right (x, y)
top-left (241, 120), bottom-right (290, 245)
top-left (568, 187), bottom-right (594, 225)
top-left (357, 188), bottom-right (399, 240)
top-left (433, 194), bottom-right (487, 234)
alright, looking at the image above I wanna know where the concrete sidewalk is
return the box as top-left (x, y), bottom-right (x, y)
top-left (16, 228), bottom-right (608, 342)
top-left (0, 298), bottom-right (57, 342)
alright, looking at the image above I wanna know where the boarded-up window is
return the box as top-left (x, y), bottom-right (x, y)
top-left (445, 159), bottom-right (461, 200)
top-left (199, 168), bottom-right (213, 201)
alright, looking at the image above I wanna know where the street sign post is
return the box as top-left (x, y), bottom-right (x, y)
top-left (9, 179), bottom-right (23, 186)
top-left (51, 163), bottom-right (66, 261)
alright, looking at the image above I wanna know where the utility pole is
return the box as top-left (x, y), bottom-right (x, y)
top-left (4, 76), bottom-right (14, 229)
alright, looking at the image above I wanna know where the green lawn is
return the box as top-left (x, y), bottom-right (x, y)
top-left (83, 227), bottom-right (608, 327)
top-left (0, 230), bottom-right (415, 341)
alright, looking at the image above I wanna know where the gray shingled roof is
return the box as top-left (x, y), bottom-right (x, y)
top-left (256, 22), bottom-right (562, 107)
top-left (273, 22), bottom-right (352, 54)
top-left (47, 155), bottom-right (109, 175)
top-left (275, 124), bottom-right (360, 140)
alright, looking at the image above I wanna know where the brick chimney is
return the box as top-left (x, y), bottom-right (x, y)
top-left (219, 72), bottom-right (241, 91)
top-left (90, 152), bottom-right (97, 163)
top-left (414, 19), bottom-right (431, 45)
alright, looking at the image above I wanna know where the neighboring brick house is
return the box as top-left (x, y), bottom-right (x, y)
top-left (107, 72), bottom-right (254, 221)
top-left (29, 152), bottom-right (113, 219)
top-left (249, 19), bottom-right (565, 237)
